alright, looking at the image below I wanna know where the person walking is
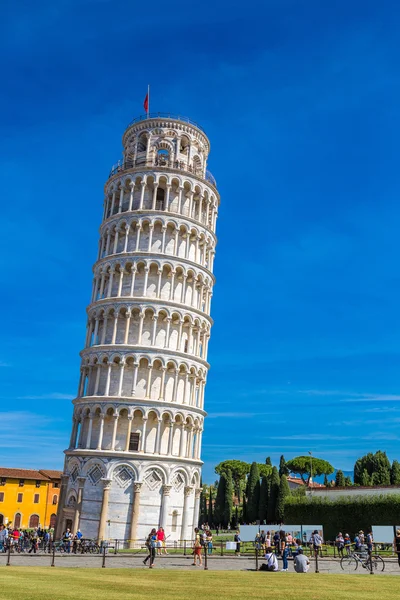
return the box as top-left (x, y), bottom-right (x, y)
top-left (0, 524), bottom-right (8, 552)
top-left (344, 533), bottom-right (351, 555)
top-left (206, 530), bottom-right (213, 555)
top-left (143, 529), bottom-right (157, 568)
top-left (62, 528), bottom-right (72, 553)
top-left (394, 530), bottom-right (400, 567)
top-left (192, 528), bottom-right (203, 566)
top-left (310, 530), bottom-right (322, 559)
top-left (366, 530), bottom-right (373, 556)
top-left (28, 530), bottom-right (38, 554)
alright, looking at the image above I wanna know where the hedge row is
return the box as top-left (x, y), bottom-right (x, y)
top-left (284, 494), bottom-right (400, 540)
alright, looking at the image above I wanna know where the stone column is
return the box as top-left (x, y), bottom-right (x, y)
top-left (85, 414), bottom-right (93, 449)
top-left (139, 181), bottom-right (146, 209)
top-left (72, 477), bottom-right (86, 534)
top-left (159, 367), bottom-right (166, 400)
top-left (130, 267), bottom-right (137, 296)
top-left (180, 486), bottom-right (193, 542)
top-left (131, 362), bottom-right (139, 395)
top-left (167, 423), bottom-right (174, 455)
top-left (154, 419), bottom-right (162, 454)
top-left (55, 474), bottom-right (69, 540)
top-left (161, 226), bottom-right (167, 253)
top-left (97, 479), bottom-right (112, 541)
top-left (97, 414), bottom-right (105, 450)
top-left (128, 183), bottom-right (135, 211)
top-left (69, 418), bottom-right (78, 449)
top-left (157, 269), bottom-right (162, 297)
top-left (159, 485), bottom-right (172, 529)
top-left (124, 309), bottom-right (131, 344)
top-left (192, 487), bottom-right (202, 531)
top-left (129, 482), bottom-right (143, 548)
top-left (140, 418), bottom-right (147, 452)
top-left (179, 424), bottom-right (186, 457)
top-left (111, 414), bottom-right (119, 450)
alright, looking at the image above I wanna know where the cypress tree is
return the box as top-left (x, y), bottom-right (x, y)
top-left (214, 475), bottom-right (226, 526)
top-left (223, 469), bottom-right (234, 527)
top-left (265, 457), bottom-right (272, 466)
top-left (259, 475), bottom-right (269, 523)
top-left (335, 470), bottom-right (345, 487)
top-left (246, 462), bottom-right (260, 523)
top-left (267, 467), bottom-right (280, 523)
top-left (344, 476), bottom-right (353, 487)
top-left (242, 496), bottom-right (247, 523)
top-left (279, 455), bottom-right (289, 477)
top-left (391, 460), bottom-right (400, 485)
top-left (199, 488), bottom-right (207, 524)
top-left (361, 469), bottom-right (371, 486)
top-left (276, 474), bottom-right (290, 523)
top-left (323, 474), bottom-right (329, 486)
top-left (208, 487), bottom-right (213, 525)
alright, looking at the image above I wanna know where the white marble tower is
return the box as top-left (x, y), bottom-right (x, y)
top-left (56, 113), bottom-right (219, 543)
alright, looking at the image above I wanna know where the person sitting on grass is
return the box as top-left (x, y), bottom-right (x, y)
top-left (264, 547), bottom-right (279, 571)
top-left (294, 549), bottom-right (310, 573)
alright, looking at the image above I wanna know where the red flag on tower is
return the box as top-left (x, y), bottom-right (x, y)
top-left (143, 85), bottom-right (149, 116)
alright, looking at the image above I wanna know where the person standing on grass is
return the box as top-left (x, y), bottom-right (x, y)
top-left (394, 530), bottom-right (400, 567)
top-left (192, 527), bottom-right (203, 566)
top-left (156, 527), bottom-right (164, 556)
top-left (273, 531), bottom-right (280, 555)
top-left (294, 549), bottom-right (310, 573)
top-left (206, 530), bottom-right (213, 555)
top-left (310, 530), bottom-right (322, 558)
top-left (234, 530), bottom-right (241, 557)
top-left (280, 532), bottom-right (289, 572)
top-left (143, 528), bottom-right (157, 568)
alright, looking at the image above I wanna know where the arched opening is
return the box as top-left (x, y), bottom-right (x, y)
top-left (49, 513), bottom-right (57, 529)
top-left (29, 514), bottom-right (40, 528)
top-left (156, 187), bottom-right (165, 210)
top-left (14, 513), bottom-right (21, 528)
top-left (156, 148), bottom-right (169, 166)
top-left (52, 495), bottom-right (58, 505)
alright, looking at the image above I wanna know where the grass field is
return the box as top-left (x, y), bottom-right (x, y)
top-left (0, 567), bottom-right (397, 600)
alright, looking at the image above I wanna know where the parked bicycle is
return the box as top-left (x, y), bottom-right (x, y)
top-left (340, 547), bottom-right (385, 572)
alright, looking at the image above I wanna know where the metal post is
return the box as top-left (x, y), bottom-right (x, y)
top-left (51, 542), bottom-right (56, 567)
top-left (183, 540), bottom-right (186, 556)
top-left (220, 540), bottom-right (223, 556)
top-left (315, 550), bottom-right (319, 573)
top-left (204, 543), bottom-right (208, 570)
top-left (114, 539), bottom-right (117, 555)
top-left (102, 544), bottom-right (106, 568)
top-left (369, 551), bottom-right (374, 575)
top-left (6, 542), bottom-right (11, 567)
top-left (255, 547), bottom-right (259, 571)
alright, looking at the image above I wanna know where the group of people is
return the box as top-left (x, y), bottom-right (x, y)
top-left (143, 527), bottom-right (169, 568)
top-left (334, 530), bottom-right (374, 557)
top-left (0, 524), bottom-right (53, 553)
top-left (143, 526), bottom-right (213, 568)
top-left (258, 530), bottom-right (322, 572)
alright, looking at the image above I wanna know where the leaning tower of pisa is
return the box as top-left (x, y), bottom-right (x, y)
top-left (55, 113), bottom-right (219, 543)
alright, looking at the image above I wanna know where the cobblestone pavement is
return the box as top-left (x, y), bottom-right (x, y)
top-left (1, 553), bottom-right (399, 575)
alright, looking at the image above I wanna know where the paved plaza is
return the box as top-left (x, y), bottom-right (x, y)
top-left (1, 553), bottom-right (399, 575)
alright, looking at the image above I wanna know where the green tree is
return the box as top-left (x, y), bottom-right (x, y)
top-left (259, 475), bottom-right (269, 523)
top-left (208, 487), bottom-right (214, 524)
top-left (246, 462), bottom-right (260, 523)
top-left (391, 460), bottom-right (400, 485)
top-left (258, 464), bottom-right (272, 478)
top-left (323, 474), bottom-right (329, 486)
top-left (199, 488), bottom-right (207, 524)
top-left (353, 451), bottom-right (391, 485)
top-left (267, 467), bottom-right (280, 523)
top-left (265, 457), bottom-right (272, 466)
top-left (361, 469), bottom-right (371, 486)
top-left (344, 476), bottom-right (353, 487)
top-left (279, 455), bottom-right (289, 477)
top-left (214, 474), bottom-right (226, 526)
top-left (276, 474), bottom-right (290, 523)
top-left (215, 460), bottom-right (250, 503)
top-left (224, 469), bottom-right (234, 526)
top-left (242, 496), bottom-right (247, 523)
top-left (335, 470), bottom-right (345, 487)
top-left (286, 456), bottom-right (334, 485)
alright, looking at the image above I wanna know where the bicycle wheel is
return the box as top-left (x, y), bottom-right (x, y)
top-left (368, 556), bottom-right (385, 572)
top-left (341, 555), bottom-right (358, 572)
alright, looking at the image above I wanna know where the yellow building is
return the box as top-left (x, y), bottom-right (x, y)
top-left (0, 468), bottom-right (62, 529)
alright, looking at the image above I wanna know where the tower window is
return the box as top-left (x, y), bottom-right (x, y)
top-left (129, 432), bottom-right (140, 452)
top-left (156, 188), bottom-right (165, 210)
top-left (34, 494), bottom-right (40, 504)
top-left (17, 493), bottom-right (23, 503)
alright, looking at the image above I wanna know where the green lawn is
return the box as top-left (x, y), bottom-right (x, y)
top-left (0, 567), bottom-right (397, 600)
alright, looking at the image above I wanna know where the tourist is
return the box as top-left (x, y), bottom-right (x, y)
top-left (335, 532), bottom-right (344, 558)
top-left (366, 530), bottom-right (373, 555)
top-left (273, 531), bottom-right (280, 555)
top-left (264, 546), bottom-right (279, 571)
top-left (394, 530), bottom-right (400, 567)
top-left (156, 527), bottom-right (165, 556)
top-left (354, 531), bottom-right (363, 552)
top-left (260, 530), bottom-right (266, 549)
top-left (206, 530), bottom-right (213, 555)
top-left (192, 527), bottom-right (203, 566)
top-left (234, 530), bottom-right (241, 557)
top-left (310, 530), bottom-right (322, 558)
top-left (266, 531), bottom-right (271, 548)
top-left (28, 529), bottom-right (38, 554)
top-left (286, 532), bottom-right (293, 545)
top-left (0, 524), bottom-right (8, 552)
top-left (143, 528), bottom-right (157, 568)
top-left (62, 528), bottom-right (72, 553)
top-left (280, 532), bottom-right (289, 572)
top-left (294, 549), bottom-right (310, 573)
top-left (344, 533), bottom-right (351, 555)
top-left (19, 530), bottom-right (25, 552)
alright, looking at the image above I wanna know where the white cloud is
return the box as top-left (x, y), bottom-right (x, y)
top-left (16, 392), bottom-right (75, 400)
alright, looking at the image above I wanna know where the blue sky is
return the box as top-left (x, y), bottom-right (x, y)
top-left (1, 0), bottom-right (400, 482)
